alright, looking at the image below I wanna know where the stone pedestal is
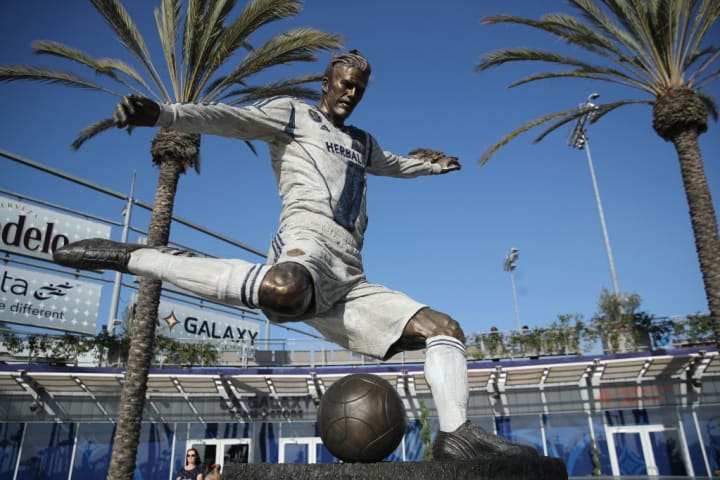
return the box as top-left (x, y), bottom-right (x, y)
top-left (222, 455), bottom-right (567, 480)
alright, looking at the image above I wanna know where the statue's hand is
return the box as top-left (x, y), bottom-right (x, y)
top-left (114, 94), bottom-right (160, 128)
top-left (408, 147), bottom-right (461, 174)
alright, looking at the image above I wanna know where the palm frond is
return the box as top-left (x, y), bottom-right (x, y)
top-left (0, 65), bottom-right (121, 95)
top-left (685, 45), bottom-right (718, 70)
top-left (696, 91), bottom-right (718, 121)
top-left (482, 12), bottom-right (663, 92)
top-left (533, 99), bottom-right (650, 144)
top-left (687, 47), bottom-right (720, 87)
top-left (71, 117), bottom-right (117, 150)
top-left (32, 40), bottom-right (151, 96)
top-left (633, 0), bottom-right (673, 84)
top-left (508, 66), bottom-right (654, 94)
top-left (479, 99), bottom-right (653, 165)
top-left (696, 67), bottom-right (720, 90)
top-left (686, 0), bottom-right (720, 58)
top-left (187, 0), bottom-right (304, 101)
top-left (570, 0), bottom-right (647, 58)
top-left (591, 0), bottom-right (670, 84)
top-left (223, 74), bottom-right (323, 104)
top-left (89, 0), bottom-right (170, 101)
top-left (155, 0), bottom-right (182, 100)
top-left (484, 14), bottom-right (618, 61)
top-left (479, 108), bottom-right (579, 164)
top-left (209, 0), bottom-right (303, 65)
top-left (202, 28), bottom-right (342, 103)
top-left (182, 0), bottom-right (207, 97)
top-left (530, 108), bottom-right (592, 145)
top-left (477, 48), bottom-right (593, 72)
top-left (184, 0), bottom-right (238, 101)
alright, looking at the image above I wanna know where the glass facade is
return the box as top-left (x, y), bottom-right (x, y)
top-left (0, 404), bottom-right (716, 478)
top-left (696, 406), bottom-right (720, 474)
top-left (71, 423), bottom-right (115, 480)
top-left (543, 413), bottom-right (596, 476)
top-left (0, 423), bottom-right (23, 479)
top-left (16, 423), bottom-right (75, 480)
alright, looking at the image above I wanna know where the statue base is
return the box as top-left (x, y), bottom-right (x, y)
top-left (222, 455), bottom-right (567, 479)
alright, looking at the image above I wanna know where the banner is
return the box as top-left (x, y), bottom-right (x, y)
top-left (145, 297), bottom-right (261, 350)
top-left (0, 195), bottom-right (111, 262)
top-left (0, 265), bottom-right (101, 334)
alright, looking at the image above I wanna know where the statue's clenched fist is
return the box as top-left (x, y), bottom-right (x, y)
top-left (114, 95), bottom-right (160, 128)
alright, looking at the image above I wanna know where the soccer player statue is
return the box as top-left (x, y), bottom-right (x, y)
top-left (55, 50), bottom-right (537, 462)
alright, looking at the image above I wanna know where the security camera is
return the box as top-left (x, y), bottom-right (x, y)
top-left (588, 93), bottom-right (600, 100)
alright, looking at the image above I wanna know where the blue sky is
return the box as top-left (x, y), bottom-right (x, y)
top-left (1, 0), bottom-right (718, 342)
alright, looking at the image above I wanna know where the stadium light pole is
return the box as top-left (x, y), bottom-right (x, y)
top-left (108, 171), bottom-right (136, 336)
top-left (503, 247), bottom-right (521, 331)
top-left (568, 93), bottom-right (620, 295)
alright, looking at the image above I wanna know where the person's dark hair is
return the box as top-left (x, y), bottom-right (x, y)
top-left (323, 49), bottom-right (371, 80)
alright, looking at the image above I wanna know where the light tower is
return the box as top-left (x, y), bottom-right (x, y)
top-left (568, 93), bottom-right (620, 295)
top-left (503, 247), bottom-right (521, 331)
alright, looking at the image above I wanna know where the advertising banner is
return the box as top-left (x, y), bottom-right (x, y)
top-left (145, 296), bottom-right (260, 351)
top-left (0, 265), bottom-right (101, 334)
top-left (0, 195), bottom-right (111, 262)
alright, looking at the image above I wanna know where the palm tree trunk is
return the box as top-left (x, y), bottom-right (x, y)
top-left (671, 129), bottom-right (720, 344)
top-left (107, 131), bottom-right (192, 480)
top-left (107, 278), bottom-right (163, 480)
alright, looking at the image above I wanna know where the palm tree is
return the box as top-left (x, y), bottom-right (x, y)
top-left (476, 0), bottom-right (719, 343)
top-left (0, 1), bottom-right (341, 478)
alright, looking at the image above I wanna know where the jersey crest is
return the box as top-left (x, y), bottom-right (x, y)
top-left (308, 109), bottom-right (322, 123)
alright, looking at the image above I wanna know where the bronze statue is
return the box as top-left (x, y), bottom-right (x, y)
top-left (55, 50), bottom-right (537, 461)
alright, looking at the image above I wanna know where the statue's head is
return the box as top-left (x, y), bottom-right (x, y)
top-left (323, 49), bottom-right (372, 82)
top-left (319, 50), bottom-right (371, 127)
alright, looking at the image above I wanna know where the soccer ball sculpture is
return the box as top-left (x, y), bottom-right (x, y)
top-left (318, 373), bottom-right (406, 463)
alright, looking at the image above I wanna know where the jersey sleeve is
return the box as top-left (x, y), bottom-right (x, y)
top-left (155, 97), bottom-right (296, 143)
top-left (365, 134), bottom-right (442, 178)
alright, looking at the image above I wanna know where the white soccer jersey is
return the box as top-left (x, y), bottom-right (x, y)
top-left (156, 96), bottom-right (441, 247)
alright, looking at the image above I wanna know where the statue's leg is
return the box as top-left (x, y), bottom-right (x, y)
top-left (397, 308), bottom-right (468, 432)
top-left (131, 251), bottom-right (314, 317)
top-left (129, 249), bottom-right (270, 309)
top-left (55, 238), bottom-right (316, 314)
top-left (396, 309), bottom-right (538, 460)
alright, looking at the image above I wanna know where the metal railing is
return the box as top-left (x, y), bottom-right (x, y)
top-left (467, 314), bottom-right (715, 361)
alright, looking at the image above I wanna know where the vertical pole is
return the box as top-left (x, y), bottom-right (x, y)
top-left (692, 408), bottom-right (712, 476)
top-left (539, 413), bottom-right (548, 457)
top-left (168, 424), bottom-right (178, 480)
top-left (510, 270), bottom-right (521, 331)
top-left (584, 139), bottom-right (620, 295)
top-left (265, 319), bottom-right (270, 350)
top-left (107, 171), bottom-right (136, 335)
top-left (12, 423), bottom-right (28, 480)
top-left (675, 407), bottom-right (695, 476)
top-left (504, 247), bottom-right (521, 331)
top-left (68, 423), bottom-right (81, 480)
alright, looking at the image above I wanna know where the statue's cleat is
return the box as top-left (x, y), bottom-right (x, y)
top-left (432, 421), bottom-right (539, 461)
top-left (53, 238), bottom-right (193, 274)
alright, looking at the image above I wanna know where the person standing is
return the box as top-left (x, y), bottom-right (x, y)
top-left (176, 448), bottom-right (203, 480)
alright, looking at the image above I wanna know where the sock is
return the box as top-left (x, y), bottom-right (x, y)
top-left (424, 335), bottom-right (469, 432)
top-left (128, 250), bottom-right (270, 309)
